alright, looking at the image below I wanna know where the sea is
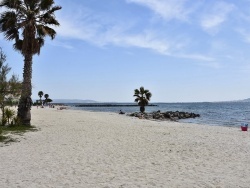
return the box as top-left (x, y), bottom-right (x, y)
top-left (66, 102), bottom-right (250, 127)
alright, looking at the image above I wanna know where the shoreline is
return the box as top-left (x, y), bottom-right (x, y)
top-left (66, 106), bottom-right (237, 128)
top-left (0, 107), bottom-right (249, 187)
top-left (66, 102), bottom-right (250, 127)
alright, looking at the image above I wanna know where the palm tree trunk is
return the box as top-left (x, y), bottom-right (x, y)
top-left (17, 54), bottom-right (33, 126)
top-left (1, 106), bottom-right (5, 125)
top-left (140, 106), bottom-right (145, 113)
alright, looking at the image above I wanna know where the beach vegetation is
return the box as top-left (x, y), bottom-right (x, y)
top-left (46, 98), bottom-right (53, 104)
top-left (0, 124), bottom-right (37, 144)
top-left (4, 108), bottom-right (15, 125)
top-left (0, 0), bottom-right (62, 125)
top-left (34, 92), bottom-right (52, 106)
top-left (133, 86), bottom-right (152, 113)
top-left (0, 48), bottom-right (22, 126)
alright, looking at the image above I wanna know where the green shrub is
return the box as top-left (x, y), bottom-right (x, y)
top-left (1, 118), bottom-right (7, 126)
top-left (12, 116), bottom-right (21, 126)
top-left (4, 108), bottom-right (15, 125)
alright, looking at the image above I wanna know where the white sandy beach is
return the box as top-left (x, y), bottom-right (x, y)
top-left (0, 107), bottom-right (250, 188)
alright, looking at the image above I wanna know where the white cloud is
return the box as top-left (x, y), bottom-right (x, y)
top-left (54, 5), bottom-right (169, 52)
top-left (56, 13), bottom-right (218, 63)
top-left (54, 2), bottom-right (219, 64)
top-left (178, 53), bottom-right (215, 62)
top-left (200, 2), bottom-right (235, 33)
top-left (112, 32), bottom-right (170, 54)
top-left (49, 40), bottom-right (73, 49)
top-left (56, 18), bottom-right (96, 42)
top-left (126, 0), bottom-right (191, 21)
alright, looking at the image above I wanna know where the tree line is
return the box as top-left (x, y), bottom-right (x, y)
top-left (36, 91), bottom-right (52, 106)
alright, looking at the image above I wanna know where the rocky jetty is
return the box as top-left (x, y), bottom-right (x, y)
top-left (128, 110), bottom-right (200, 121)
top-left (75, 104), bottom-right (157, 107)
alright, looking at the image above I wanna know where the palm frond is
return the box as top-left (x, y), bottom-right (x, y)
top-left (36, 25), bottom-right (56, 39)
top-left (24, 0), bottom-right (39, 9)
top-left (40, 0), bottom-right (54, 11)
top-left (0, 0), bottom-right (22, 9)
top-left (139, 86), bottom-right (144, 91)
top-left (36, 24), bottom-right (46, 37)
top-left (5, 27), bottom-right (19, 40)
top-left (0, 11), bottom-right (20, 41)
top-left (38, 13), bottom-right (60, 26)
top-left (134, 98), bottom-right (139, 103)
top-left (47, 5), bottom-right (62, 14)
top-left (0, 11), bottom-right (17, 30)
top-left (134, 89), bottom-right (139, 95)
top-left (13, 39), bottom-right (23, 52)
top-left (32, 37), bottom-right (44, 55)
top-left (145, 92), bottom-right (152, 100)
top-left (41, 25), bottom-right (56, 39)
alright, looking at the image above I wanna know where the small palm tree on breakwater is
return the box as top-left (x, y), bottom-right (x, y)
top-left (133, 86), bottom-right (152, 113)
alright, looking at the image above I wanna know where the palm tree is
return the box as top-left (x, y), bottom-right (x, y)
top-left (0, 0), bottom-right (61, 125)
top-left (44, 93), bottom-right (49, 105)
top-left (133, 86), bottom-right (152, 113)
top-left (38, 91), bottom-right (43, 106)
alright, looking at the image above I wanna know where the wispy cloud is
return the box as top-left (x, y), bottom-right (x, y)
top-left (56, 11), bottom-right (217, 63)
top-left (49, 40), bottom-right (73, 49)
top-left (200, 1), bottom-right (234, 33)
top-left (54, 2), bottom-right (218, 64)
top-left (57, 14), bottom-right (170, 54)
top-left (55, 7), bottom-right (101, 42)
top-left (110, 32), bottom-right (170, 54)
top-left (178, 53), bottom-right (215, 62)
top-left (126, 0), bottom-right (191, 21)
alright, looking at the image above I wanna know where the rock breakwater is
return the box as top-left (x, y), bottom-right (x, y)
top-left (128, 110), bottom-right (200, 121)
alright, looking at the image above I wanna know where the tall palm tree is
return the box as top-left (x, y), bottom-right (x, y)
top-left (44, 93), bottom-right (49, 105)
top-left (38, 91), bottom-right (43, 105)
top-left (133, 86), bottom-right (152, 113)
top-left (0, 0), bottom-right (61, 125)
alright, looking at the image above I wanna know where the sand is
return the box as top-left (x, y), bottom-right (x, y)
top-left (0, 107), bottom-right (250, 188)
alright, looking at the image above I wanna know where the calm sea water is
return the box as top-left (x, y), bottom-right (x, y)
top-left (67, 102), bottom-right (250, 127)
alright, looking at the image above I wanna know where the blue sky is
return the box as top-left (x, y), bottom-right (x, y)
top-left (1, 0), bottom-right (250, 102)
